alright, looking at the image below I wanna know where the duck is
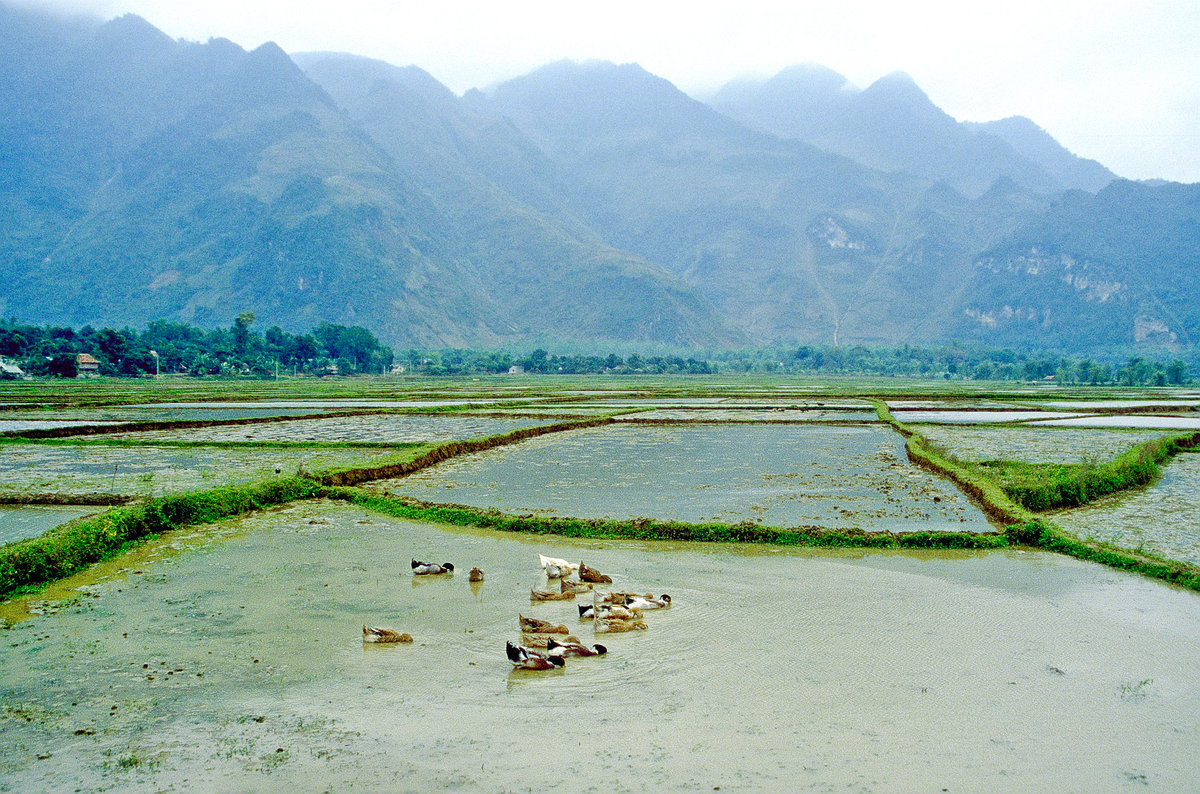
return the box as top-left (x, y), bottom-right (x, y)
top-left (625, 594), bottom-right (672, 610)
top-left (595, 617), bottom-right (648, 633)
top-left (518, 614), bottom-right (569, 634)
top-left (362, 625), bottom-right (413, 643)
top-left (531, 589), bottom-right (575, 601)
top-left (578, 603), bottom-right (642, 620)
top-left (412, 559), bottom-right (454, 575)
top-left (547, 638), bottom-right (607, 658)
top-left (506, 640), bottom-right (564, 670)
top-left (598, 591), bottom-right (653, 605)
top-left (579, 562), bottom-right (612, 584)
top-left (468, 567), bottom-right (484, 582)
top-left (539, 554), bottom-right (577, 579)
top-left (560, 578), bottom-right (593, 594)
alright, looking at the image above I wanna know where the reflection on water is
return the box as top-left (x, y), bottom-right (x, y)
top-left (1, 501), bottom-right (1198, 790)
top-left (378, 424), bottom-right (993, 533)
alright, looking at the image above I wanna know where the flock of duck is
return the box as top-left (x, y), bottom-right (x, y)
top-left (362, 553), bottom-right (672, 672)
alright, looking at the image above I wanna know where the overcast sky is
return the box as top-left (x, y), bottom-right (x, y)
top-left (14, 0), bottom-right (1200, 183)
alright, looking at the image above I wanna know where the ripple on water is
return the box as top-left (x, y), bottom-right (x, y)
top-left (1, 503), bottom-right (1198, 791)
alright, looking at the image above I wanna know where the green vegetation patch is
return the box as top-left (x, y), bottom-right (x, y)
top-left (978, 432), bottom-right (1200, 511)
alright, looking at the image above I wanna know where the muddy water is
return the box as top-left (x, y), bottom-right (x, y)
top-left (917, 425), bottom-right (1171, 464)
top-left (1031, 416), bottom-right (1200, 430)
top-left (378, 423), bottom-right (992, 532)
top-left (1050, 452), bottom-right (1200, 565)
top-left (1, 501), bottom-right (1197, 791)
top-left (0, 505), bottom-right (99, 544)
top-left (893, 410), bottom-right (1084, 424)
top-left (108, 414), bottom-right (556, 445)
top-left (0, 444), bottom-right (396, 498)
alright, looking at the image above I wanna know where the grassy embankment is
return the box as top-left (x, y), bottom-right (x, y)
top-left (873, 401), bottom-right (1200, 591)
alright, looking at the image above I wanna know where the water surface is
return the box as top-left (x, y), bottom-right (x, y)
top-left (1050, 452), bottom-right (1200, 565)
top-left (379, 424), bottom-right (992, 532)
top-left (0, 505), bottom-right (99, 544)
top-left (107, 413), bottom-right (555, 445)
top-left (0, 502), bottom-right (1196, 791)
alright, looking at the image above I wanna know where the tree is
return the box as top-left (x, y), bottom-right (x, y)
top-left (233, 311), bottom-right (256, 355)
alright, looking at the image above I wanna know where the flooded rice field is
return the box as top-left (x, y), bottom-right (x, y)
top-left (105, 413), bottom-right (554, 445)
top-left (916, 425), bottom-right (1171, 464)
top-left (377, 424), bottom-right (993, 532)
top-left (0, 505), bottom-right (99, 544)
top-left (1, 501), bottom-right (1197, 791)
top-left (1030, 415), bottom-right (1200, 430)
top-left (1050, 452), bottom-right (1200, 566)
top-left (614, 408), bottom-right (880, 422)
top-left (0, 444), bottom-right (396, 498)
top-left (1038, 400), bottom-right (1200, 410)
top-left (0, 420), bottom-right (125, 434)
top-left (891, 409), bottom-right (1084, 424)
top-left (0, 406), bottom-right (346, 426)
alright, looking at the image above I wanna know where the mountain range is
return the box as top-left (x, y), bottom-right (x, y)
top-left (2, 3), bottom-right (1197, 355)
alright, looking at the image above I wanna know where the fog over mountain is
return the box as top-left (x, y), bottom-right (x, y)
top-left (2, 3), bottom-right (1197, 356)
top-left (709, 64), bottom-right (1116, 197)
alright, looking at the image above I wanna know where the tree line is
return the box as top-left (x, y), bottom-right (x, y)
top-left (0, 315), bottom-right (393, 378)
top-left (0, 318), bottom-right (1191, 385)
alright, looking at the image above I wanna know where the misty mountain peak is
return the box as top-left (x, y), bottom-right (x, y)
top-left (770, 62), bottom-right (853, 92)
top-left (861, 71), bottom-right (933, 106)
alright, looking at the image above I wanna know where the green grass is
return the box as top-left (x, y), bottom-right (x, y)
top-left (976, 432), bottom-right (1200, 511)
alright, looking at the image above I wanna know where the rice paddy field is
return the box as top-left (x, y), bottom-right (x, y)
top-left (1, 375), bottom-right (1198, 790)
top-left (1050, 452), bottom-right (1200, 566)
top-left (0, 443), bottom-right (400, 499)
top-left (373, 423), bottom-right (990, 532)
top-left (915, 425), bottom-right (1174, 465)
top-left (105, 413), bottom-right (557, 445)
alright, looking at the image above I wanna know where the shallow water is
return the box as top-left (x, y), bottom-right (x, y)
top-left (108, 414), bottom-right (554, 444)
top-left (894, 410), bottom-right (1084, 424)
top-left (1050, 452), bottom-right (1200, 565)
top-left (616, 408), bottom-right (880, 422)
top-left (1030, 415), bottom-right (1200, 430)
top-left (917, 425), bottom-right (1170, 464)
top-left (0, 444), bottom-right (396, 498)
top-left (0, 505), bottom-right (99, 544)
top-left (1, 501), bottom-right (1197, 791)
top-left (379, 424), bottom-right (993, 532)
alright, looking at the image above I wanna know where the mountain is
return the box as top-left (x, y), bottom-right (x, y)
top-left (2, 4), bottom-right (1196, 357)
top-left (955, 179), bottom-right (1200, 350)
top-left (477, 60), bottom-right (1044, 344)
top-left (292, 53), bottom-right (735, 347)
top-left (0, 5), bottom-right (737, 348)
top-left (709, 66), bottom-right (1114, 197)
top-left (965, 116), bottom-right (1115, 194)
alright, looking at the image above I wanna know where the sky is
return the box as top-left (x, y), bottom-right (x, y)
top-left (12, 0), bottom-right (1200, 183)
